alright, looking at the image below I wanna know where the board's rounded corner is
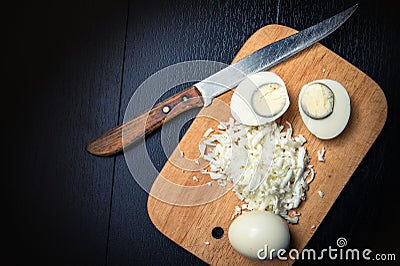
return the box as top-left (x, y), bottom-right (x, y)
top-left (370, 78), bottom-right (388, 122)
top-left (254, 24), bottom-right (298, 37)
top-left (359, 75), bottom-right (388, 130)
top-left (147, 195), bottom-right (164, 233)
top-left (232, 24), bottom-right (298, 63)
top-left (261, 23), bottom-right (296, 31)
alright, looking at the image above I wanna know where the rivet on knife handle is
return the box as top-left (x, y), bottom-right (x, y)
top-left (86, 86), bottom-right (203, 156)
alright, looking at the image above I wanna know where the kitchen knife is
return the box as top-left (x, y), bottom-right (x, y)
top-left (86, 4), bottom-right (358, 156)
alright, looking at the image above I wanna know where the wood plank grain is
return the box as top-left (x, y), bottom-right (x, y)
top-left (4, 2), bottom-right (129, 264)
top-left (147, 25), bottom-right (387, 265)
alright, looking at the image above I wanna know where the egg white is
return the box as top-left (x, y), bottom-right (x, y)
top-left (299, 79), bottom-right (351, 139)
top-left (230, 72), bottom-right (290, 126)
top-left (228, 210), bottom-right (290, 260)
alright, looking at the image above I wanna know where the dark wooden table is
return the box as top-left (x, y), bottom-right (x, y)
top-left (5, 0), bottom-right (399, 265)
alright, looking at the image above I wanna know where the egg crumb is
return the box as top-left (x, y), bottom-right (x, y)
top-left (317, 147), bottom-right (326, 162)
top-left (292, 210), bottom-right (301, 216)
top-left (231, 206), bottom-right (242, 220)
top-left (217, 124), bottom-right (227, 130)
top-left (203, 128), bottom-right (214, 138)
top-left (217, 179), bottom-right (226, 187)
top-left (198, 143), bottom-right (206, 157)
top-left (306, 165), bottom-right (315, 184)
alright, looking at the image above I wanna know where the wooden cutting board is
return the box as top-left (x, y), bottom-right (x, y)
top-left (147, 25), bottom-right (387, 265)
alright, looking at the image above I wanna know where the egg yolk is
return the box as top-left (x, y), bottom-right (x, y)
top-left (251, 83), bottom-right (286, 117)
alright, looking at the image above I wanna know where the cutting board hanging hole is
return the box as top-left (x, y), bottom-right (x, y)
top-left (211, 227), bottom-right (224, 239)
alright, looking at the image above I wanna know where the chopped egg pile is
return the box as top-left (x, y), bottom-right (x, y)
top-left (200, 118), bottom-right (314, 223)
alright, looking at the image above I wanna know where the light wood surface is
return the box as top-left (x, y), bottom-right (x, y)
top-left (147, 25), bottom-right (387, 265)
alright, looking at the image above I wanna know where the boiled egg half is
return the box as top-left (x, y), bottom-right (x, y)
top-left (228, 211), bottom-right (290, 260)
top-left (230, 72), bottom-right (290, 126)
top-left (298, 79), bottom-right (351, 139)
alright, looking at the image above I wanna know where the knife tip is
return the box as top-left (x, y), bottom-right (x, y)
top-left (350, 3), bottom-right (359, 13)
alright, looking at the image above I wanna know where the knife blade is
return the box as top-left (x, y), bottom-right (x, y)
top-left (86, 4), bottom-right (358, 156)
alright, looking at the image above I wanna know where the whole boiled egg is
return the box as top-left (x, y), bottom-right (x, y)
top-left (299, 79), bottom-right (351, 139)
top-left (230, 72), bottom-right (290, 126)
top-left (228, 210), bottom-right (290, 260)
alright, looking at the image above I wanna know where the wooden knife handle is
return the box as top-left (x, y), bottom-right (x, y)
top-left (86, 86), bottom-right (204, 156)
